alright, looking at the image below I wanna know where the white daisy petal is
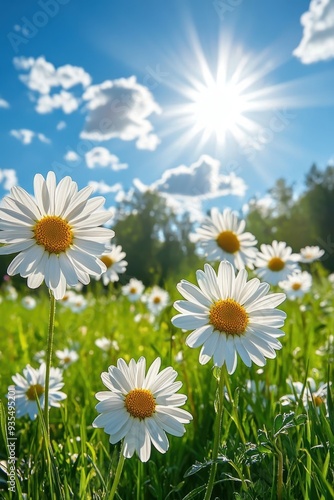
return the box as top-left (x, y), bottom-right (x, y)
top-left (176, 280), bottom-right (212, 307)
top-left (225, 337), bottom-right (238, 374)
top-left (171, 313), bottom-right (209, 330)
top-left (146, 418), bottom-right (169, 453)
top-left (173, 300), bottom-right (207, 315)
top-left (143, 358), bottom-right (161, 389)
top-left (109, 418), bottom-right (133, 444)
top-left (212, 335), bottom-right (226, 367)
top-left (186, 324), bottom-right (214, 348)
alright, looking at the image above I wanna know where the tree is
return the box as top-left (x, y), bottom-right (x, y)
top-left (112, 191), bottom-right (201, 286)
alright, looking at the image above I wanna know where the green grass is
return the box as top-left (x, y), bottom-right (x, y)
top-left (0, 272), bottom-right (333, 500)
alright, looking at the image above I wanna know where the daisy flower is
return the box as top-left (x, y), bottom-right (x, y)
top-left (67, 294), bottom-right (88, 313)
top-left (254, 240), bottom-right (300, 285)
top-left (278, 270), bottom-right (312, 299)
top-left (11, 363), bottom-right (66, 420)
top-left (171, 260), bottom-right (286, 374)
top-left (93, 357), bottom-right (192, 462)
top-left (144, 286), bottom-right (170, 315)
top-left (191, 207), bottom-right (258, 270)
top-left (21, 296), bottom-right (37, 310)
top-left (55, 348), bottom-right (79, 367)
top-left (34, 350), bottom-right (46, 364)
top-left (298, 245), bottom-right (325, 263)
top-left (95, 337), bottom-right (120, 352)
top-left (134, 312), bottom-right (155, 324)
top-left (280, 378), bottom-right (330, 412)
top-left (3, 284), bottom-right (18, 301)
top-left (0, 171), bottom-right (114, 300)
top-left (97, 244), bottom-right (128, 285)
top-left (58, 290), bottom-right (77, 307)
top-left (122, 278), bottom-right (145, 302)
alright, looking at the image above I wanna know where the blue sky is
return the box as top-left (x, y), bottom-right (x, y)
top-left (1, 0), bottom-right (334, 219)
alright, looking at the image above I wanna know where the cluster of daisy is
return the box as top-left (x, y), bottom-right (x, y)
top-left (1, 172), bottom-right (192, 465)
top-left (121, 277), bottom-right (170, 321)
top-left (191, 207), bottom-right (324, 300)
top-left (280, 377), bottom-right (330, 414)
top-left (58, 289), bottom-right (88, 313)
top-left (1, 173), bottom-right (330, 473)
top-left (95, 337), bottom-right (120, 353)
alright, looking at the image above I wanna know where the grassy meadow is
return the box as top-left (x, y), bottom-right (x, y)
top-left (0, 266), bottom-right (333, 500)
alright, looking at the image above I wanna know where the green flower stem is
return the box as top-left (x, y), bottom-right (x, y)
top-left (44, 291), bottom-right (56, 438)
top-left (276, 443), bottom-right (283, 500)
top-left (224, 373), bottom-right (251, 484)
top-left (224, 375), bottom-right (247, 444)
top-left (204, 366), bottom-right (226, 500)
top-left (108, 442), bottom-right (126, 500)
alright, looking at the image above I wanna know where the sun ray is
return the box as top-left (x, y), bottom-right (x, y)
top-left (158, 25), bottom-right (334, 166)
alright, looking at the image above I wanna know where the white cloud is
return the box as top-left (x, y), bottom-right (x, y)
top-left (56, 64), bottom-right (91, 89)
top-left (10, 129), bottom-right (51, 145)
top-left (64, 151), bottom-right (80, 162)
top-left (293, 0), bottom-right (334, 63)
top-left (136, 133), bottom-right (160, 150)
top-left (85, 147), bottom-right (128, 171)
top-left (144, 155), bottom-right (247, 199)
top-left (244, 193), bottom-right (275, 217)
top-left (120, 155), bottom-right (247, 221)
top-left (36, 91), bottom-right (80, 114)
top-left (0, 169), bottom-right (18, 191)
top-left (56, 121), bottom-right (67, 130)
top-left (13, 56), bottom-right (91, 115)
top-left (0, 98), bottom-right (10, 109)
top-left (37, 133), bottom-right (51, 144)
top-left (81, 77), bottom-right (161, 149)
top-left (88, 180), bottom-right (123, 195)
top-left (14, 56), bottom-right (91, 94)
top-left (10, 129), bottom-right (34, 144)
top-left (13, 56), bottom-right (35, 70)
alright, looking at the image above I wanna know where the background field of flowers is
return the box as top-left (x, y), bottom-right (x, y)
top-left (0, 180), bottom-right (333, 498)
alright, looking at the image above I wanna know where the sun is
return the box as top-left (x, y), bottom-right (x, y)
top-left (161, 29), bottom-right (304, 158)
top-left (190, 80), bottom-right (247, 140)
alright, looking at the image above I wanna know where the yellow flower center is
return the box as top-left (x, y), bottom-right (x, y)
top-left (153, 296), bottom-right (161, 304)
top-left (268, 257), bottom-right (285, 272)
top-left (209, 298), bottom-right (248, 336)
top-left (26, 383), bottom-right (44, 401)
top-left (125, 388), bottom-right (156, 419)
top-left (129, 287), bottom-right (137, 294)
top-left (34, 216), bottom-right (73, 254)
top-left (216, 231), bottom-right (240, 254)
top-left (292, 283), bottom-right (301, 291)
top-left (312, 395), bottom-right (323, 407)
top-left (63, 356), bottom-right (71, 363)
top-left (100, 255), bottom-right (114, 269)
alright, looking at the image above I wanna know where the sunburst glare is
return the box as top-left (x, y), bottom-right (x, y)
top-left (162, 26), bottom-right (334, 164)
